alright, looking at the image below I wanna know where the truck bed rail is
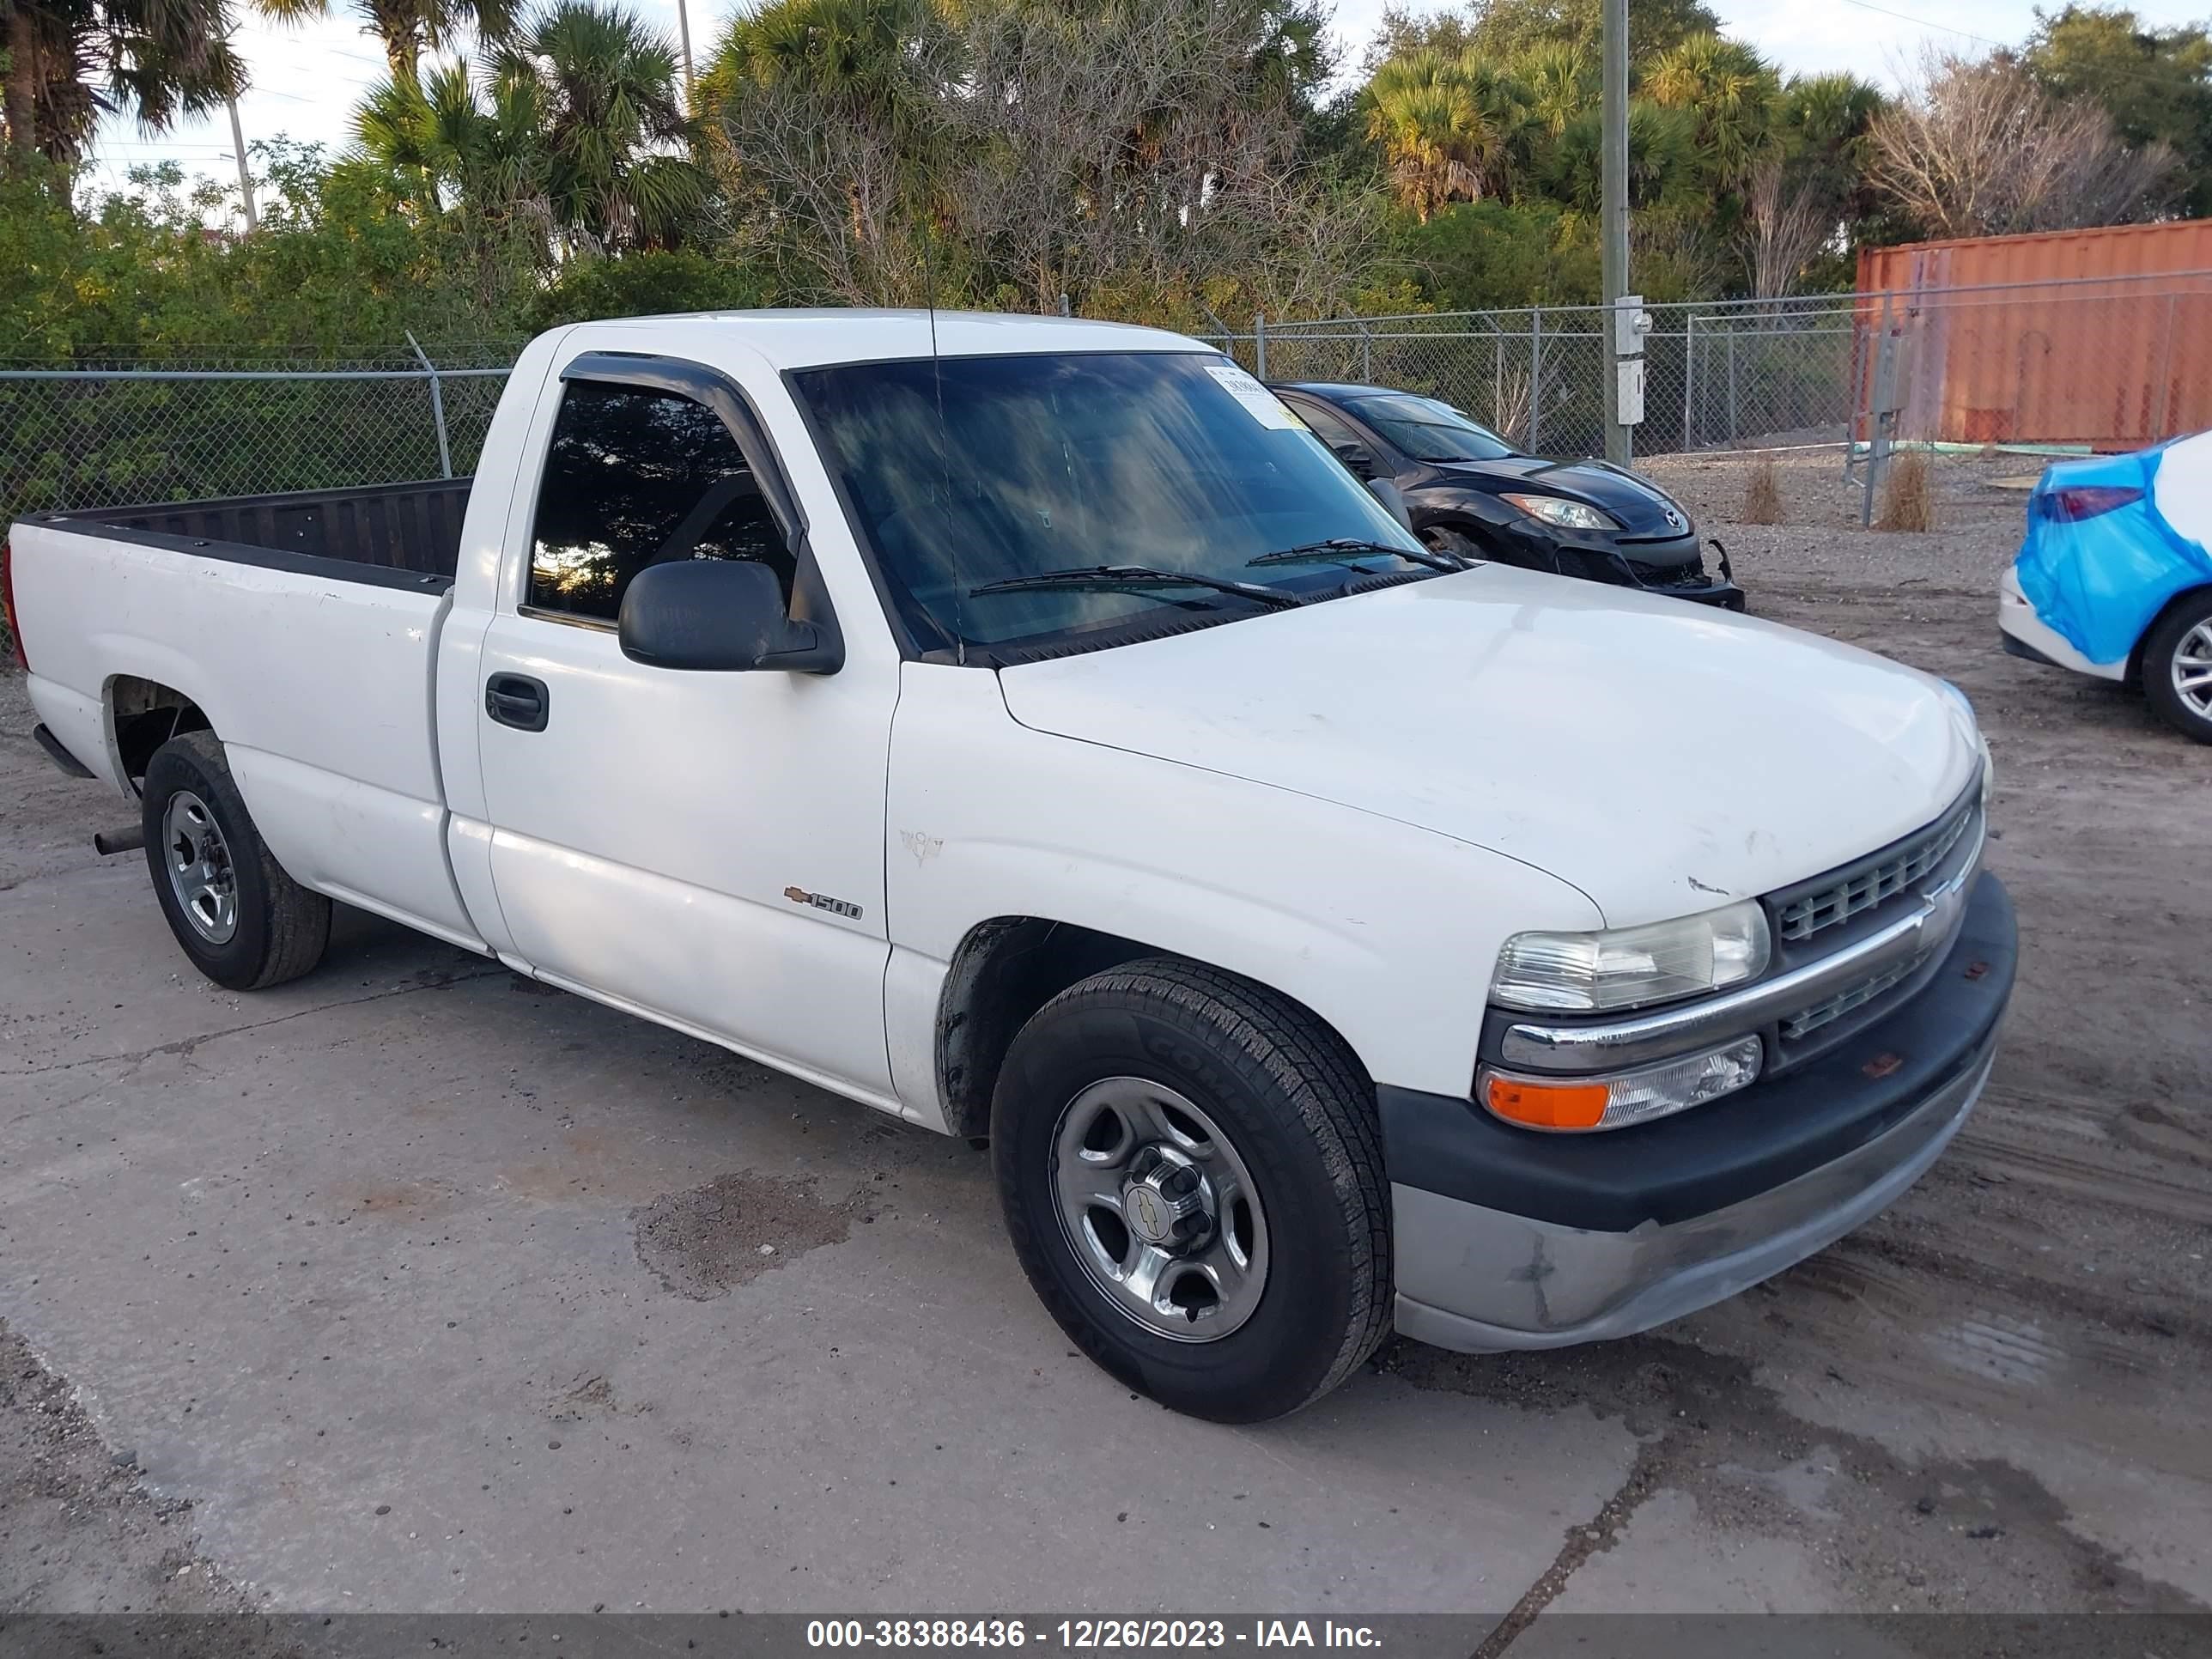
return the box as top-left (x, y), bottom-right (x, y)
top-left (43, 479), bottom-right (471, 587)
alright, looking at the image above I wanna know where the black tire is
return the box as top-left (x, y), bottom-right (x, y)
top-left (2142, 591), bottom-right (2212, 744)
top-left (141, 731), bottom-right (331, 991)
top-left (991, 958), bottom-right (1392, 1423)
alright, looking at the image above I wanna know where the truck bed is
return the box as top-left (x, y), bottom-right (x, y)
top-left (10, 477), bottom-right (483, 951)
top-left (46, 479), bottom-right (471, 588)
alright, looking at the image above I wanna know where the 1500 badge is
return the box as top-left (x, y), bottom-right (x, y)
top-left (785, 885), bottom-right (864, 921)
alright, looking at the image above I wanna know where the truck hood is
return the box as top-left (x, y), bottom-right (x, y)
top-left (995, 566), bottom-right (1980, 926)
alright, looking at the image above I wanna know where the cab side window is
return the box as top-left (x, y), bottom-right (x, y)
top-left (1290, 398), bottom-right (1367, 451)
top-left (527, 380), bottom-right (795, 623)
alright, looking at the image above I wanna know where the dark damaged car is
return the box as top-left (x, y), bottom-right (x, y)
top-left (1273, 380), bottom-right (1745, 611)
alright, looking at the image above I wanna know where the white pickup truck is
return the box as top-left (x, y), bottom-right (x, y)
top-left (6, 312), bottom-right (2014, 1422)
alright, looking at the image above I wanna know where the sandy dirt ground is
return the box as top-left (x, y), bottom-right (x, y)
top-left (2, 454), bottom-right (2208, 1633)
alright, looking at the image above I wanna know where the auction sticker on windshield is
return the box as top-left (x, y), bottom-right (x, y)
top-left (1206, 363), bottom-right (1300, 429)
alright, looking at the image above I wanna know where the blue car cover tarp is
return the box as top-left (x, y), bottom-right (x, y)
top-left (2015, 435), bottom-right (2212, 667)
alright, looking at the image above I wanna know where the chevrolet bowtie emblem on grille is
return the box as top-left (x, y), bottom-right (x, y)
top-left (784, 885), bottom-right (864, 920)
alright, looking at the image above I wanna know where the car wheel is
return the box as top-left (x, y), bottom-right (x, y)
top-left (992, 958), bottom-right (1393, 1423)
top-left (1419, 524), bottom-right (1486, 563)
top-left (2142, 592), bottom-right (2212, 744)
top-left (141, 731), bottom-right (331, 990)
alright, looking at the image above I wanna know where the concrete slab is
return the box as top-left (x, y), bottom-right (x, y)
top-left (2, 855), bottom-right (1634, 1613)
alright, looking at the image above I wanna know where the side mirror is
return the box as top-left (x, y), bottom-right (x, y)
top-left (1366, 477), bottom-right (1415, 532)
top-left (1333, 441), bottom-right (1380, 478)
top-left (617, 558), bottom-right (842, 673)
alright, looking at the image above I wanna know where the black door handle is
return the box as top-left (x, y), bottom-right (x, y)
top-left (485, 672), bottom-right (550, 732)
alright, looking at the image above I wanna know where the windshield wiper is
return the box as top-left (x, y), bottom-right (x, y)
top-left (1248, 538), bottom-right (1466, 574)
top-left (968, 564), bottom-right (1304, 610)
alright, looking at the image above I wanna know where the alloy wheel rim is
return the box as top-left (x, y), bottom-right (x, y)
top-left (1049, 1077), bottom-right (1269, 1343)
top-left (163, 790), bottom-right (238, 945)
top-left (2175, 622), bottom-right (2212, 717)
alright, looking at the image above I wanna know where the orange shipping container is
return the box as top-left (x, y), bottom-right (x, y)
top-left (1855, 221), bottom-right (2212, 449)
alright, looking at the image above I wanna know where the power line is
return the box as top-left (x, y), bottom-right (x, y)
top-left (1838, 0), bottom-right (2212, 94)
top-left (1836, 0), bottom-right (2008, 51)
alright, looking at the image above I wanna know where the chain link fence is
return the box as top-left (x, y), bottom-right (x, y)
top-left (6, 272), bottom-right (2209, 532)
top-left (1201, 295), bottom-right (1861, 461)
top-left (0, 345), bottom-right (516, 524)
top-left (1205, 270), bottom-right (2212, 476)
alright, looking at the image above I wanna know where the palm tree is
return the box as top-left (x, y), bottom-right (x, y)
top-left (1364, 49), bottom-right (1530, 218)
top-left (698, 0), bottom-right (947, 258)
top-left (1515, 40), bottom-right (1590, 138)
top-left (1644, 30), bottom-right (1780, 190)
top-left (350, 1), bottom-right (702, 251)
top-left (350, 53), bottom-right (542, 215)
top-left (493, 0), bottom-right (707, 250)
top-left (271, 0), bottom-right (519, 88)
top-left (1540, 97), bottom-right (1698, 214)
top-left (1781, 70), bottom-right (1886, 213)
top-left (4, 0), bottom-right (250, 173)
top-left (707, 0), bottom-right (934, 100)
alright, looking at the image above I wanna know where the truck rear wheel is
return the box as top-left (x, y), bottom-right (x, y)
top-left (991, 958), bottom-right (1392, 1422)
top-left (141, 732), bottom-right (331, 991)
top-left (2142, 592), bottom-right (2212, 744)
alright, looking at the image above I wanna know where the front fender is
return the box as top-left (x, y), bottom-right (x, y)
top-left (884, 664), bottom-right (1603, 1107)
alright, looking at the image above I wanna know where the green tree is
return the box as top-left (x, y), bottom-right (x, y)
top-left (281, 0), bottom-right (521, 84)
top-left (1644, 31), bottom-right (1779, 189)
top-left (1364, 49), bottom-right (1530, 217)
top-left (2025, 5), bottom-right (2212, 213)
top-left (1399, 196), bottom-right (1599, 308)
top-left (353, 3), bottom-right (708, 254)
top-left (523, 246), bottom-right (774, 329)
top-left (1514, 40), bottom-right (1589, 137)
top-left (1540, 96), bottom-right (1697, 214)
top-left (493, 1), bottom-right (708, 250)
top-left (4, 0), bottom-right (250, 173)
top-left (1362, 0), bottom-right (1719, 77)
top-left (0, 139), bottom-right (529, 359)
top-left (1471, 0), bottom-right (1718, 67)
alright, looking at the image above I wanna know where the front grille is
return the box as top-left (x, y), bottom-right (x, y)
top-left (1779, 958), bottom-right (1917, 1042)
top-left (1620, 551), bottom-right (1707, 587)
top-left (1772, 790), bottom-right (1978, 944)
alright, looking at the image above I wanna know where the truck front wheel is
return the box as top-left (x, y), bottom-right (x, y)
top-left (991, 959), bottom-right (1392, 1422)
top-left (141, 732), bottom-right (331, 991)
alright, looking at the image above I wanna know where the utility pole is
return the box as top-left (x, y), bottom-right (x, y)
top-left (226, 93), bottom-right (258, 234)
top-left (674, 0), bottom-right (695, 99)
top-left (1600, 0), bottom-right (1630, 463)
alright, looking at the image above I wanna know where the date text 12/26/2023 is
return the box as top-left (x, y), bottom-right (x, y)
top-left (805, 1621), bottom-right (1388, 1650)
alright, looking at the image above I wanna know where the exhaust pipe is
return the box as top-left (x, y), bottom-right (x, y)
top-left (93, 825), bottom-right (144, 856)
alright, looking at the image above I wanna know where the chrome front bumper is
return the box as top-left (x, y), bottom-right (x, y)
top-left (1391, 1023), bottom-right (1997, 1352)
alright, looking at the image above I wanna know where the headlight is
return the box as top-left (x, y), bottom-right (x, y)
top-left (1481, 1036), bottom-right (1763, 1132)
top-left (1492, 900), bottom-right (1772, 1013)
top-left (1500, 492), bottom-right (1617, 532)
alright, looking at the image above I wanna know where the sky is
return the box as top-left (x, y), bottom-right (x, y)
top-left (81, 0), bottom-right (2212, 204)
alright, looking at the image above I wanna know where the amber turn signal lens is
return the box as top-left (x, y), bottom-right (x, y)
top-left (1484, 1074), bottom-right (1609, 1131)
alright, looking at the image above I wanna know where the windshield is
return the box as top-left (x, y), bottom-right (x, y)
top-left (1344, 393), bottom-right (1516, 463)
top-left (792, 351), bottom-right (1434, 656)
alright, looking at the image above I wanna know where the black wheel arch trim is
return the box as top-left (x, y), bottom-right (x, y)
top-left (33, 723), bottom-right (96, 779)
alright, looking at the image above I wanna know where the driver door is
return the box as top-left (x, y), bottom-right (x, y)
top-left (471, 352), bottom-right (899, 1103)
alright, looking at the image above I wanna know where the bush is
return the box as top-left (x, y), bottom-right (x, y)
top-left (1399, 199), bottom-right (1602, 312)
top-left (1876, 451), bottom-right (1934, 532)
top-left (1741, 454), bottom-right (1784, 523)
top-left (522, 250), bottom-right (780, 331)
